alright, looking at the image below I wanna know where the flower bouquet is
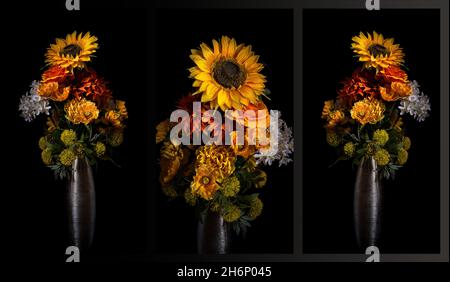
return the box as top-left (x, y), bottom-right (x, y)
top-left (321, 31), bottom-right (431, 247)
top-left (156, 36), bottom-right (294, 253)
top-left (19, 31), bottom-right (128, 248)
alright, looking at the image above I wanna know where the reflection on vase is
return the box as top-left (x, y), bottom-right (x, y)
top-left (67, 157), bottom-right (96, 249)
top-left (354, 157), bottom-right (383, 249)
top-left (197, 210), bottom-right (230, 254)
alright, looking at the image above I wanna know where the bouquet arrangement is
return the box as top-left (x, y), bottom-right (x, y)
top-left (321, 31), bottom-right (430, 178)
top-left (19, 31), bottom-right (128, 179)
top-left (156, 36), bottom-right (294, 234)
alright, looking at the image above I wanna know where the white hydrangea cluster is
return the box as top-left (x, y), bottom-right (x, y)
top-left (254, 116), bottom-right (294, 166)
top-left (19, 81), bottom-right (51, 122)
top-left (398, 80), bottom-right (431, 122)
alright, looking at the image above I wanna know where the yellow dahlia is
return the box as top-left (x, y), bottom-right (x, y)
top-left (46, 31), bottom-right (98, 71)
top-left (373, 129), bottom-right (389, 146)
top-left (189, 36), bottom-right (266, 110)
top-left (195, 145), bottom-right (236, 180)
top-left (65, 98), bottom-right (99, 125)
top-left (60, 129), bottom-right (77, 146)
top-left (59, 148), bottom-right (76, 166)
top-left (351, 31), bottom-right (404, 71)
top-left (374, 149), bottom-right (390, 166)
top-left (191, 165), bottom-right (220, 200)
top-left (350, 98), bottom-right (385, 125)
top-left (397, 148), bottom-right (408, 165)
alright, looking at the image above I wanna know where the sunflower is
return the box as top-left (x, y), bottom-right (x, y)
top-left (189, 36), bottom-right (266, 111)
top-left (46, 31), bottom-right (98, 71)
top-left (351, 31), bottom-right (404, 71)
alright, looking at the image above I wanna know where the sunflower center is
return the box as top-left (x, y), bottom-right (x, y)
top-left (368, 44), bottom-right (389, 57)
top-left (213, 59), bottom-right (246, 89)
top-left (201, 176), bottom-right (211, 185)
top-left (61, 44), bottom-right (82, 57)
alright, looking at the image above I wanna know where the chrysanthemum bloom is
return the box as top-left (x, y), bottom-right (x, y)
top-left (344, 142), bottom-right (355, 157)
top-left (380, 81), bottom-right (412, 102)
top-left (41, 148), bottom-right (53, 165)
top-left (115, 100), bottom-right (128, 119)
top-left (350, 98), bottom-right (385, 125)
top-left (60, 129), bottom-right (77, 146)
top-left (195, 145), bottom-right (236, 180)
top-left (38, 82), bottom-right (70, 102)
top-left (338, 70), bottom-right (378, 107)
top-left (373, 129), bottom-right (389, 146)
top-left (397, 148), bottom-right (408, 165)
top-left (191, 165), bottom-right (221, 200)
top-left (321, 100), bottom-right (335, 119)
top-left (95, 142), bottom-right (106, 157)
top-left (351, 31), bottom-right (404, 71)
top-left (189, 36), bottom-right (266, 110)
top-left (403, 136), bottom-right (411, 150)
top-left (159, 141), bottom-right (184, 185)
top-left (73, 70), bottom-right (112, 106)
top-left (65, 98), bottom-right (99, 125)
top-left (46, 31), bottom-right (98, 71)
top-left (223, 204), bottom-right (241, 223)
top-left (374, 149), bottom-right (390, 166)
top-left (104, 110), bottom-right (123, 128)
top-left (248, 197), bottom-right (263, 220)
top-left (326, 110), bottom-right (345, 129)
top-left (221, 176), bottom-right (240, 197)
top-left (59, 148), bottom-right (77, 166)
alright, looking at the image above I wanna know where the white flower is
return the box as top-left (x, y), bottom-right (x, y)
top-left (254, 115), bottom-right (294, 166)
top-left (19, 81), bottom-right (51, 122)
top-left (398, 80), bottom-right (431, 122)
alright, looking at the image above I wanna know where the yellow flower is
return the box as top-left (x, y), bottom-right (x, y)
top-left (229, 131), bottom-right (255, 159)
top-left (373, 129), bottom-right (389, 146)
top-left (104, 110), bottom-right (122, 128)
top-left (223, 204), bottom-right (241, 223)
top-left (351, 31), bottom-right (404, 71)
top-left (249, 197), bottom-right (263, 220)
top-left (46, 31), bottom-right (98, 71)
top-left (254, 169), bottom-right (267, 189)
top-left (403, 136), bottom-right (411, 150)
top-left (191, 165), bottom-right (220, 200)
top-left (326, 110), bottom-right (345, 129)
top-left (108, 129), bottom-right (124, 147)
top-left (65, 98), bottom-right (99, 125)
top-left (39, 137), bottom-right (47, 150)
top-left (350, 98), bottom-right (385, 125)
top-left (184, 188), bottom-right (197, 206)
top-left (221, 176), bottom-right (240, 197)
top-left (326, 131), bottom-right (340, 147)
top-left (156, 120), bottom-right (170, 144)
top-left (189, 36), bottom-right (266, 110)
top-left (59, 148), bottom-right (76, 166)
top-left (41, 148), bottom-right (53, 165)
top-left (159, 141), bottom-right (184, 185)
top-left (38, 82), bottom-right (70, 102)
top-left (380, 82), bottom-right (412, 102)
top-left (344, 142), bottom-right (355, 157)
top-left (115, 100), bottom-right (128, 119)
top-left (95, 142), bottom-right (106, 156)
top-left (196, 145), bottom-right (236, 180)
top-left (321, 100), bottom-right (335, 119)
top-left (374, 149), bottom-right (390, 166)
top-left (60, 129), bottom-right (77, 146)
top-left (397, 148), bottom-right (408, 165)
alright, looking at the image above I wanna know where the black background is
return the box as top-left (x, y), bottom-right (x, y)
top-left (303, 9), bottom-right (441, 254)
top-left (153, 9), bottom-right (294, 254)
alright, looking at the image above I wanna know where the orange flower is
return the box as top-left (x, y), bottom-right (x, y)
top-left (378, 66), bottom-right (408, 83)
top-left (38, 82), bottom-right (70, 102)
top-left (42, 66), bottom-right (70, 84)
top-left (338, 70), bottom-right (378, 107)
top-left (73, 69), bottom-right (111, 107)
top-left (229, 131), bottom-right (256, 159)
top-left (380, 81), bottom-right (412, 102)
top-left (65, 98), bottom-right (99, 125)
top-left (191, 165), bottom-right (220, 200)
top-left (350, 98), bottom-right (385, 125)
